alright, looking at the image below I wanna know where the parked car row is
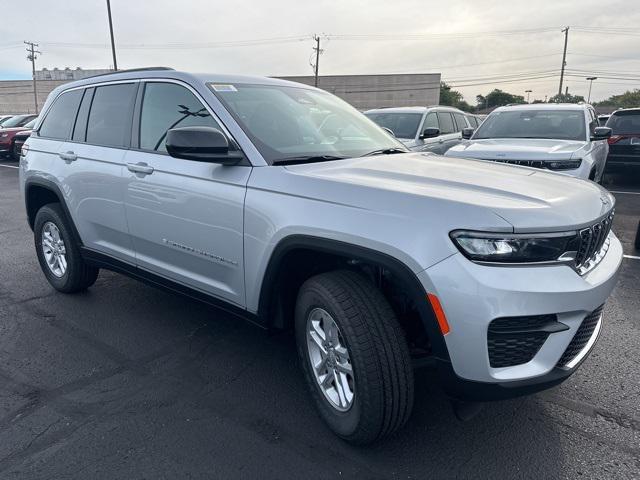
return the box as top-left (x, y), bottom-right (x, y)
top-left (0, 113), bottom-right (38, 159)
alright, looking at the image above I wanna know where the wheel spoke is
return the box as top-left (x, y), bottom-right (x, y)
top-left (333, 370), bottom-right (348, 407)
top-left (57, 254), bottom-right (67, 273)
top-left (335, 360), bottom-right (353, 375)
top-left (309, 329), bottom-right (327, 355)
top-left (320, 372), bottom-right (334, 389)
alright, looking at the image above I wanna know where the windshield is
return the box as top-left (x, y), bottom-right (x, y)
top-left (1, 115), bottom-right (34, 128)
top-left (606, 111), bottom-right (640, 135)
top-left (364, 112), bottom-right (422, 139)
top-left (209, 83), bottom-right (404, 163)
top-left (473, 109), bottom-right (587, 141)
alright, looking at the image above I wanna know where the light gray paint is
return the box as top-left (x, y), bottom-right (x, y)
top-left (20, 70), bottom-right (623, 386)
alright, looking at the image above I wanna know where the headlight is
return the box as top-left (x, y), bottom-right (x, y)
top-left (546, 159), bottom-right (582, 171)
top-left (450, 230), bottom-right (579, 263)
top-left (0, 133), bottom-right (8, 138)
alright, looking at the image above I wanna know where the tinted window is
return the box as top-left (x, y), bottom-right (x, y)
top-left (453, 113), bottom-right (468, 132)
top-left (364, 112), bottom-right (423, 139)
top-left (72, 88), bottom-right (94, 142)
top-left (424, 113), bottom-right (438, 129)
top-left (474, 109), bottom-right (586, 141)
top-left (437, 112), bottom-right (455, 134)
top-left (466, 116), bottom-right (478, 128)
top-left (607, 111), bottom-right (640, 135)
top-left (86, 83), bottom-right (137, 147)
top-left (2, 114), bottom-right (37, 128)
top-left (38, 91), bottom-right (82, 139)
top-left (140, 83), bottom-right (221, 152)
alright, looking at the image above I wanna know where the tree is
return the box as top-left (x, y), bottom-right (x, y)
top-left (476, 89), bottom-right (526, 110)
top-left (594, 89), bottom-right (640, 109)
top-left (548, 92), bottom-right (585, 104)
top-left (440, 82), bottom-right (472, 112)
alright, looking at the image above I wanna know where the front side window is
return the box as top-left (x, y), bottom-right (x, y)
top-left (210, 83), bottom-right (405, 163)
top-left (140, 82), bottom-right (222, 152)
top-left (364, 112), bottom-right (423, 139)
top-left (86, 83), bottom-right (137, 147)
top-left (474, 109), bottom-right (587, 141)
top-left (423, 113), bottom-right (438, 130)
top-left (437, 112), bottom-right (455, 134)
top-left (39, 90), bottom-right (83, 139)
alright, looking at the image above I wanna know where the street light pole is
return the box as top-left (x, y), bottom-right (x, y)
top-left (106, 0), bottom-right (118, 70)
top-left (586, 77), bottom-right (597, 103)
top-left (525, 89), bottom-right (532, 103)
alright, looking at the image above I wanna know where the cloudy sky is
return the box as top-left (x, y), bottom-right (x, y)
top-left (1, 0), bottom-right (638, 104)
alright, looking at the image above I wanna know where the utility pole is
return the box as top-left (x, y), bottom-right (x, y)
top-left (312, 35), bottom-right (322, 87)
top-left (106, 0), bottom-right (118, 70)
top-left (525, 89), bottom-right (532, 103)
top-left (558, 26), bottom-right (569, 97)
top-left (586, 77), bottom-right (597, 103)
top-left (24, 41), bottom-right (41, 114)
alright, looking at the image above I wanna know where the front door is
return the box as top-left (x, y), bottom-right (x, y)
top-left (123, 81), bottom-right (250, 307)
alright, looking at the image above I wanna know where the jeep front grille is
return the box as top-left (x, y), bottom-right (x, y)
top-left (574, 212), bottom-right (614, 275)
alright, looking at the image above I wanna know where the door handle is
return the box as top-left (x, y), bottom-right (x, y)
top-left (127, 162), bottom-right (154, 175)
top-left (59, 151), bottom-right (77, 162)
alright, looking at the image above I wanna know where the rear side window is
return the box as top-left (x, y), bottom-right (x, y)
top-left (453, 113), bottom-right (468, 132)
top-left (72, 88), bottom-right (94, 142)
top-left (38, 90), bottom-right (83, 140)
top-left (86, 83), bottom-right (137, 147)
top-left (139, 82), bottom-right (221, 152)
top-left (437, 112), bottom-right (455, 134)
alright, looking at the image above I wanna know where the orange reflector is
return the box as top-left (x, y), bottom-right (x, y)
top-left (427, 293), bottom-right (450, 335)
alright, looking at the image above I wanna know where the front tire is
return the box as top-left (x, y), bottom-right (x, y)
top-left (295, 270), bottom-right (414, 444)
top-left (34, 204), bottom-right (99, 293)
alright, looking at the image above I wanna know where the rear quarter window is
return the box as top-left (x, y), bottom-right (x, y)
top-left (38, 90), bottom-right (83, 140)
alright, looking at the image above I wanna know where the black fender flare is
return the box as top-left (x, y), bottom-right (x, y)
top-left (24, 177), bottom-right (84, 246)
top-left (257, 234), bottom-right (451, 362)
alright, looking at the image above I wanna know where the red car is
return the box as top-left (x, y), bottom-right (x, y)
top-left (10, 118), bottom-right (37, 160)
top-left (0, 114), bottom-right (37, 158)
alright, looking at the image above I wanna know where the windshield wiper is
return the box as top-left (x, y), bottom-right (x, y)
top-left (360, 147), bottom-right (408, 157)
top-left (272, 155), bottom-right (348, 165)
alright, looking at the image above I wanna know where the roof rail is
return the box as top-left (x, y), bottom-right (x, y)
top-left (86, 67), bottom-right (175, 79)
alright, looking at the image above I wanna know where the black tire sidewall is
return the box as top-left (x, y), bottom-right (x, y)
top-left (295, 284), bottom-right (366, 438)
top-left (34, 205), bottom-right (81, 291)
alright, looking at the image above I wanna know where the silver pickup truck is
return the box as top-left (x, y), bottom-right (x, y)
top-left (19, 68), bottom-right (622, 444)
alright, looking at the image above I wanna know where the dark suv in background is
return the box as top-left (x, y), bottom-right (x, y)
top-left (605, 108), bottom-right (640, 172)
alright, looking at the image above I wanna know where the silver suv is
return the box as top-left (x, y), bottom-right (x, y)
top-left (364, 106), bottom-right (470, 154)
top-left (19, 69), bottom-right (622, 444)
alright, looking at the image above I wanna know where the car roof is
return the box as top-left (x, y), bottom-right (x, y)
top-left (611, 107), bottom-right (640, 114)
top-left (52, 67), bottom-right (319, 94)
top-left (364, 106), bottom-right (463, 114)
top-left (494, 103), bottom-right (588, 112)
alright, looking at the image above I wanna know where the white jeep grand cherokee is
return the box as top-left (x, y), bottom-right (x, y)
top-left (445, 103), bottom-right (612, 182)
top-left (19, 69), bottom-right (622, 444)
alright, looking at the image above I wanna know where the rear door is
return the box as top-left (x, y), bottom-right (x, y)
top-left (432, 111), bottom-right (458, 154)
top-left (607, 111), bottom-right (640, 167)
top-left (123, 80), bottom-right (250, 307)
top-left (59, 82), bottom-right (138, 262)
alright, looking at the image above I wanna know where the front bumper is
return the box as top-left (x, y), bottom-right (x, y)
top-left (418, 232), bottom-right (622, 399)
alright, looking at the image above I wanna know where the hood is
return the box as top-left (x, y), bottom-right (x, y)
top-left (284, 153), bottom-right (613, 232)
top-left (446, 138), bottom-right (587, 161)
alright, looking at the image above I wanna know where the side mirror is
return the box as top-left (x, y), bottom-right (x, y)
top-left (420, 127), bottom-right (440, 139)
top-left (461, 128), bottom-right (475, 140)
top-left (591, 126), bottom-right (612, 141)
top-left (166, 126), bottom-right (243, 165)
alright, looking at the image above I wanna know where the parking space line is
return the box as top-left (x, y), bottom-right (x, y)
top-left (0, 164), bottom-right (18, 169)
top-left (624, 255), bottom-right (640, 260)
top-left (610, 190), bottom-right (640, 195)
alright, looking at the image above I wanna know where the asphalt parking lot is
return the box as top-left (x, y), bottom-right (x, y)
top-left (0, 159), bottom-right (639, 479)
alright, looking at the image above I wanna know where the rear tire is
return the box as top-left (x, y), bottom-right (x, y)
top-left (295, 270), bottom-right (414, 444)
top-left (34, 204), bottom-right (99, 293)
